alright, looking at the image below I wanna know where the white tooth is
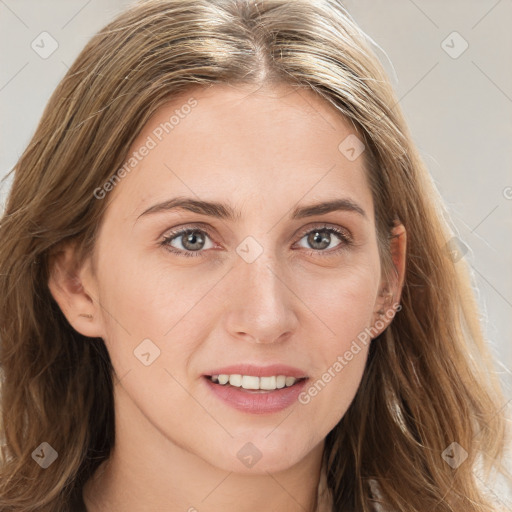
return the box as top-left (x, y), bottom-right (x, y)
top-left (229, 374), bottom-right (242, 387)
top-left (276, 375), bottom-right (286, 389)
top-left (214, 374), bottom-right (299, 389)
top-left (259, 376), bottom-right (277, 390)
top-left (218, 374), bottom-right (229, 385)
top-left (285, 376), bottom-right (297, 387)
top-left (241, 375), bottom-right (260, 390)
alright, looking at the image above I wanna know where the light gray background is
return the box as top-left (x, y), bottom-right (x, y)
top-left (1, 0), bottom-right (511, 472)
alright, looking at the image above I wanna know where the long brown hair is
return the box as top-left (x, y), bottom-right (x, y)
top-left (0, 0), bottom-right (509, 510)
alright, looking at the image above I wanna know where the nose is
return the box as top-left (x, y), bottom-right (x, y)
top-left (222, 250), bottom-right (299, 345)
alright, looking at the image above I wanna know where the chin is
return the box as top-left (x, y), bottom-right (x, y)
top-left (204, 430), bottom-right (316, 474)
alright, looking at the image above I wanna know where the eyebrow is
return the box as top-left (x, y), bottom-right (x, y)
top-left (136, 196), bottom-right (367, 222)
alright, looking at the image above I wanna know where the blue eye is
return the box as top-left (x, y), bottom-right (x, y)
top-left (160, 223), bottom-right (352, 258)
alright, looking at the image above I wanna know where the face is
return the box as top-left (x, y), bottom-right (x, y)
top-left (52, 83), bottom-right (404, 475)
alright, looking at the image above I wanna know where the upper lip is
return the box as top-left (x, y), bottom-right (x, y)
top-left (204, 364), bottom-right (308, 379)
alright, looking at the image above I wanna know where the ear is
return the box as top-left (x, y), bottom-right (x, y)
top-left (370, 222), bottom-right (407, 338)
top-left (47, 243), bottom-right (105, 339)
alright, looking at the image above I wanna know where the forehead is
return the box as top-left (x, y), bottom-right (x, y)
top-left (105, 83), bottom-right (374, 221)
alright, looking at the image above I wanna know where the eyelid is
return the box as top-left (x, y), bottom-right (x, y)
top-left (294, 222), bottom-right (353, 243)
top-left (160, 222), bottom-right (219, 243)
top-left (161, 222), bottom-right (352, 242)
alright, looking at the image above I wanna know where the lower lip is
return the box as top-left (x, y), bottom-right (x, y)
top-left (203, 376), bottom-right (308, 414)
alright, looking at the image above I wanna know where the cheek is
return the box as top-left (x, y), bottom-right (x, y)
top-left (294, 255), bottom-right (381, 341)
top-left (292, 262), bottom-right (379, 422)
top-left (298, 309), bottom-right (371, 434)
top-left (94, 248), bottom-right (221, 372)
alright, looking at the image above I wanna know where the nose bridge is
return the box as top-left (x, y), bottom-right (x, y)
top-left (242, 249), bottom-right (282, 307)
top-left (223, 242), bottom-right (298, 344)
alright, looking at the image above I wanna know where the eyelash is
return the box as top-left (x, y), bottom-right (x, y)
top-left (160, 223), bottom-right (353, 259)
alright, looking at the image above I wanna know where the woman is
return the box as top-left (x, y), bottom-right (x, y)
top-left (0, 0), bottom-right (509, 510)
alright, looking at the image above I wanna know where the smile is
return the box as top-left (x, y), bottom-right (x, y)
top-left (207, 374), bottom-right (307, 391)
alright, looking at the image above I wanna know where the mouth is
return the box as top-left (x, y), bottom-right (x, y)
top-left (204, 374), bottom-right (309, 393)
top-left (202, 368), bottom-right (310, 414)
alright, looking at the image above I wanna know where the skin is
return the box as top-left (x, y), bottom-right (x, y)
top-left (49, 83), bottom-right (406, 512)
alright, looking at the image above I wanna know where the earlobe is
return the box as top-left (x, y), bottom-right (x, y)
top-left (47, 244), bottom-right (104, 338)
